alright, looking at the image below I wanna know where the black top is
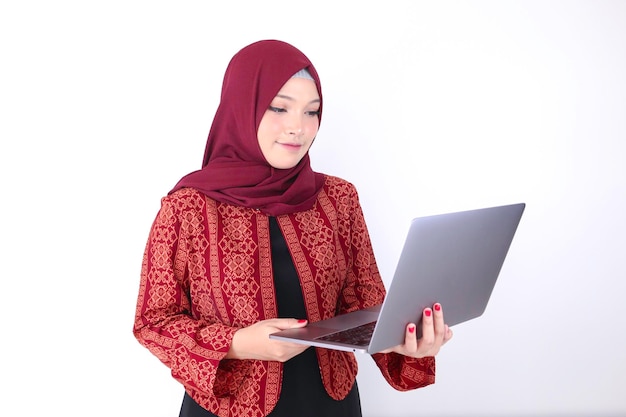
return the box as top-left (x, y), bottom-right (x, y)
top-left (179, 217), bottom-right (361, 417)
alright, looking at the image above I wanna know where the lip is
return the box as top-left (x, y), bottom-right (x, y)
top-left (278, 142), bottom-right (303, 150)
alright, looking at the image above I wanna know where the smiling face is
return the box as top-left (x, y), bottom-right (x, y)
top-left (257, 76), bottom-right (321, 169)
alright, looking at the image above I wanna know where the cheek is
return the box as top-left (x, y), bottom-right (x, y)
top-left (264, 117), bottom-right (284, 137)
top-left (304, 118), bottom-right (320, 138)
top-left (257, 117), bottom-right (278, 146)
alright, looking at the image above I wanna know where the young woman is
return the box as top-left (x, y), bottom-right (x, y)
top-left (133, 39), bottom-right (453, 417)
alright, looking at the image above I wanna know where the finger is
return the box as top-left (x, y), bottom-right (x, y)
top-left (443, 325), bottom-right (453, 344)
top-left (292, 318), bottom-right (308, 328)
top-left (270, 318), bottom-right (308, 330)
top-left (432, 303), bottom-right (446, 342)
top-left (284, 318), bottom-right (307, 329)
top-left (419, 307), bottom-right (435, 345)
top-left (405, 322), bottom-right (417, 351)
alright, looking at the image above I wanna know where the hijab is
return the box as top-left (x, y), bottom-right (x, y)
top-left (169, 40), bottom-right (326, 216)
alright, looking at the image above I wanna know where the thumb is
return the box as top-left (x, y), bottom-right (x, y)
top-left (288, 318), bottom-right (308, 329)
top-left (270, 318), bottom-right (308, 330)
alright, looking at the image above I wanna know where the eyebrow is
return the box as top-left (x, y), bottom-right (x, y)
top-left (276, 94), bottom-right (321, 104)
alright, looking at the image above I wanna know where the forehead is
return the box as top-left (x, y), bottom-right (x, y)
top-left (275, 77), bottom-right (320, 101)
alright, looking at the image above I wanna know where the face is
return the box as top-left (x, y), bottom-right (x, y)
top-left (257, 77), bottom-right (321, 169)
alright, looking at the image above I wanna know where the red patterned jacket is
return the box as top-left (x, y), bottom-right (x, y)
top-left (133, 175), bottom-right (436, 417)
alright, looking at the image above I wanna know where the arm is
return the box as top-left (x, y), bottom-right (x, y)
top-left (133, 193), bottom-right (312, 396)
top-left (132, 194), bottom-right (236, 395)
top-left (340, 183), bottom-right (441, 390)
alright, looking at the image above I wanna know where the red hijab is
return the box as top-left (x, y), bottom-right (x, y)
top-left (169, 40), bottom-right (326, 216)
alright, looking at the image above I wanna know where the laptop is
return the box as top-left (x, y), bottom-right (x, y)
top-left (269, 202), bottom-right (525, 354)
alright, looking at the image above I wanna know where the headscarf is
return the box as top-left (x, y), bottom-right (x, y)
top-left (169, 39), bottom-right (326, 216)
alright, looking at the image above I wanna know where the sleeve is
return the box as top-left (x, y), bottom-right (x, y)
top-left (339, 182), bottom-right (437, 390)
top-left (132, 192), bottom-right (238, 396)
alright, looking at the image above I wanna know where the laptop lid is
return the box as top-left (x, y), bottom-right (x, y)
top-left (367, 202), bottom-right (525, 352)
top-left (270, 202), bottom-right (526, 354)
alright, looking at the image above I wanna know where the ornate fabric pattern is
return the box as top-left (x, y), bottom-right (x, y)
top-left (134, 175), bottom-right (436, 417)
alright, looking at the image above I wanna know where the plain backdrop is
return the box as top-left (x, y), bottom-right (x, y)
top-left (1, 1), bottom-right (625, 416)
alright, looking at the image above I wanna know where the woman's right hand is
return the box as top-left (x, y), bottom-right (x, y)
top-left (225, 318), bottom-right (310, 362)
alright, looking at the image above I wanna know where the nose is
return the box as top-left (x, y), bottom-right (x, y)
top-left (287, 114), bottom-right (304, 136)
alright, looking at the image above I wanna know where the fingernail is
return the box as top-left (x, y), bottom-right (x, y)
top-left (298, 319), bottom-right (307, 323)
top-left (424, 309), bottom-right (432, 317)
top-left (434, 303), bottom-right (441, 311)
top-left (408, 325), bottom-right (415, 333)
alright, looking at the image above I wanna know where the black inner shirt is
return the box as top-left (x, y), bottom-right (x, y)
top-left (268, 217), bottom-right (361, 417)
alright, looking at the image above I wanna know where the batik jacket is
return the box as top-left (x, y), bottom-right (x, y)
top-left (133, 175), bottom-right (436, 417)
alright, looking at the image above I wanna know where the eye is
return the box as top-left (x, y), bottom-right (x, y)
top-left (268, 106), bottom-right (286, 113)
top-left (306, 110), bottom-right (321, 117)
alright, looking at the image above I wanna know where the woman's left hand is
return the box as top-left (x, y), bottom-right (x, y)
top-left (379, 303), bottom-right (453, 358)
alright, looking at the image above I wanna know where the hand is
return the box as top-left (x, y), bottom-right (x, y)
top-left (225, 318), bottom-right (310, 362)
top-left (379, 303), bottom-right (453, 358)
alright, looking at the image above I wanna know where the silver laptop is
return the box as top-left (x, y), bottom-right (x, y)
top-left (270, 202), bottom-right (525, 354)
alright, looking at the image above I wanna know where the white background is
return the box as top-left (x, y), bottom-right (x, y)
top-left (1, 1), bottom-right (625, 416)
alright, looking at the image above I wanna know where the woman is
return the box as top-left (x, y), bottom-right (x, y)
top-left (133, 39), bottom-right (453, 417)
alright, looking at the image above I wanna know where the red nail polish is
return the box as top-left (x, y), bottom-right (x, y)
top-left (298, 319), bottom-right (307, 323)
top-left (408, 325), bottom-right (415, 333)
top-left (434, 303), bottom-right (441, 311)
top-left (425, 309), bottom-right (432, 317)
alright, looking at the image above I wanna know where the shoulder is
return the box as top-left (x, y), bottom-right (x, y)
top-left (159, 187), bottom-right (209, 213)
top-left (322, 174), bottom-right (359, 197)
top-left (319, 175), bottom-right (364, 217)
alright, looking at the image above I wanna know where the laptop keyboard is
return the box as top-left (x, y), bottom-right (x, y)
top-left (316, 321), bottom-right (377, 346)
